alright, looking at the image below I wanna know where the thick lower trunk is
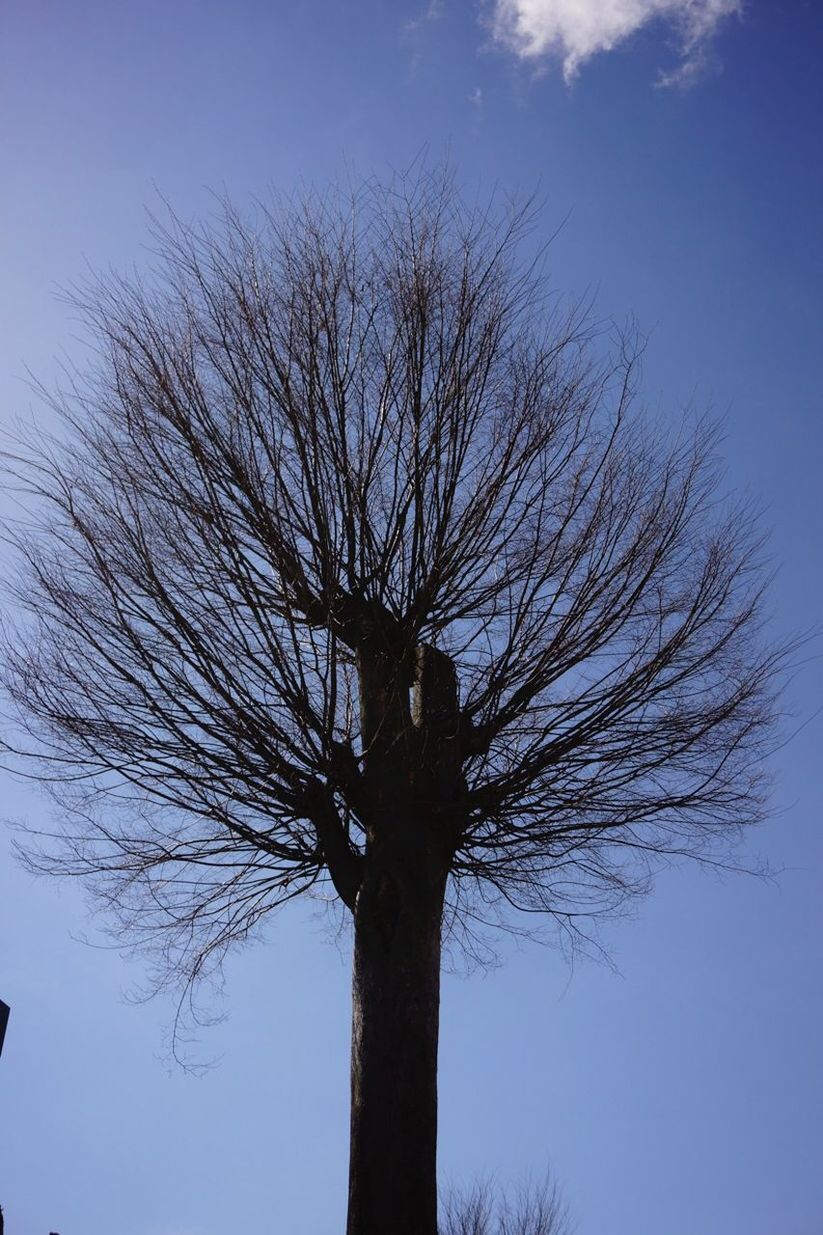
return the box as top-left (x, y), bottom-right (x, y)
top-left (346, 854), bottom-right (445, 1235)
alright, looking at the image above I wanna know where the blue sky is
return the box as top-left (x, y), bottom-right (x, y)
top-left (1, 3), bottom-right (821, 1233)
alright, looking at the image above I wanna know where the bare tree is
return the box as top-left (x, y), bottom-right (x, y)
top-left (1, 169), bottom-right (787, 1235)
top-left (440, 1174), bottom-right (572, 1235)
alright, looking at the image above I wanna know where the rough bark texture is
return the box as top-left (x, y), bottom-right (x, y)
top-left (345, 641), bottom-right (458, 1235)
top-left (347, 849), bottom-right (446, 1235)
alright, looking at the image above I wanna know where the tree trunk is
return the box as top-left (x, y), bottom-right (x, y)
top-left (346, 846), bottom-right (446, 1235)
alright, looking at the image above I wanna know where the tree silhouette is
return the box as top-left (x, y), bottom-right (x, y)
top-left (440, 1174), bottom-right (572, 1235)
top-left (1, 169), bottom-right (787, 1235)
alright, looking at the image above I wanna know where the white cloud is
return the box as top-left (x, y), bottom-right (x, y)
top-left (489, 0), bottom-right (742, 84)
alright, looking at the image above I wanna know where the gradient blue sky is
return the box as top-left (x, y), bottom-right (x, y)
top-left (1, 3), bottom-right (821, 1233)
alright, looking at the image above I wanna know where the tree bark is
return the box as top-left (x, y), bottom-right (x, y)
top-left (346, 844), bottom-right (446, 1235)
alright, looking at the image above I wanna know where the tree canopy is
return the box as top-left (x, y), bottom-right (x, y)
top-left (1, 172), bottom-right (784, 989)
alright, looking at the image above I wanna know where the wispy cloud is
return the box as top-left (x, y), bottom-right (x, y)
top-left (403, 0), bottom-right (443, 36)
top-left (488, 0), bottom-right (743, 85)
